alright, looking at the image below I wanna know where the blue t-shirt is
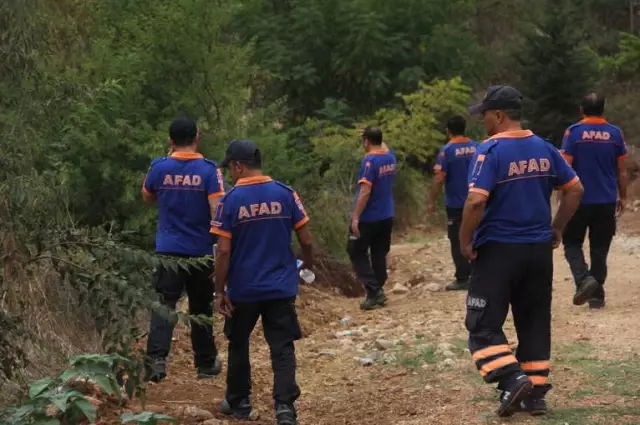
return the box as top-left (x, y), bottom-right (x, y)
top-left (434, 137), bottom-right (480, 209)
top-left (143, 152), bottom-right (225, 256)
top-left (468, 130), bottom-right (579, 247)
top-left (210, 176), bottom-right (310, 303)
top-left (354, 149), bottom-right (397, 222)
top-left (561, 117), bottom-right (627, 205)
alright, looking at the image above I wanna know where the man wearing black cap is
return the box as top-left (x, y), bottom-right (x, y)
top-left (348, 126), bottom-right (397, 310)
top-left (461, 86), bottom-right (584, 417)
top-left (560, 93), bottom-right (629, 309)
top-left (211, 140), bottom-right (313, 425)
top-left (141, 117), bottom-right (225, 382)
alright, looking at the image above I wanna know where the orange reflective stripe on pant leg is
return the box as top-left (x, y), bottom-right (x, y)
top-left (521, 361), bottom-right (551, 372)
top-left (480, 354), bottom-right (518, 377)
top-left (530, 375), bottom-right (548, 385)
top-left (472, 344), bottom-right (512, 361)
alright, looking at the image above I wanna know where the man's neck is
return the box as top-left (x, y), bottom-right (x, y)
top-left (239, 170), bottom-right (263, 179)
top-left (172, 145), bottom-right (197, 153)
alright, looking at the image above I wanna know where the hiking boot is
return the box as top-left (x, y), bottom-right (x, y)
top-left (573, 275), bottom-right (599, 306)
top-left (197, 357), bottom-right (222, 379)
top-left (275, 404), bottom-right (297, 425)
top-left (496, 374), bottom-right (533, 417)
top-left (360, 290), bottom-right (387, 310)
top-left (521, 384), bottom-right (552, 416)
top-left (445, 280), bottom-right (469, 291)
top-left (588, 298), bottom-right (605, 309)
top-left (220, 398), bottom-right (259, 420)
top-left (144, 358), bottom-right (167, 383)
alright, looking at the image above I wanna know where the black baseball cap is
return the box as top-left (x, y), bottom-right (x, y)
top-left (219, 139), bottom-right (261, 167)
top-left (468, 85), bottom-right (523, 115)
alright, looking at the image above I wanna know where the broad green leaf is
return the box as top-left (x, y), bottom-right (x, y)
top-left (70, 398), bottom-right (97, 423)
top-left (29, 378), bottom-right (54, 398)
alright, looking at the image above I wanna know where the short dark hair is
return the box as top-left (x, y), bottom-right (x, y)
top-left (446, 115), bottom-right (466, 136)
top-left (503, 109), bottom-right (522, 121)
top-left (234, 158), bottom-right (262, 170)
top-left (169, 117), bottom-right (198, 146)
top-left (363, 126), bottom-right (383, 145)
top-left (581, 92), bottom-right (605, 116)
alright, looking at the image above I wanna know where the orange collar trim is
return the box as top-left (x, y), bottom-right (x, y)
top-left (170, 151), bottom-right (203, 160)
top-left (449, 136), bottom-right (471, 144)
top-left (489, 130), bottom-right (534, 140)
top-left (367, 149), bottom-right (388, 156)
top-left (236, 175), bottom-right (273, 186)
top-left (580, 117), bottom-right (608, 125)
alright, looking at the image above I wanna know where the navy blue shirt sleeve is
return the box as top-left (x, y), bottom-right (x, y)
top-left (434, 147), bottom-right (447, 174)
top-left (143, 161), bottom-right (161, 194)
top-left (549, 147), bottom-right (579, 190)
top-left (205, 166), bottom-right (226, 200)
top-left (291, 191), bottom-right (310, 229)
top-left (357, 158), bottom-right (377, 186)
top-left (468, 148), bottom-right (498, 197)
top-left (210, 196), bottom-right (233, 239)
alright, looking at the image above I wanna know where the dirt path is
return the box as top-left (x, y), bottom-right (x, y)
top-left (131, 220), bottom-right (640, 425)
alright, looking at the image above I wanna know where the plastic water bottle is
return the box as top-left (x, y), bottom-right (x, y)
top-left (296, 259), bottom-right (315, 284)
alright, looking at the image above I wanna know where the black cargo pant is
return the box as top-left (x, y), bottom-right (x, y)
top-left (563, 203), bottom-right (616, 300)
top-left (447, 208), bottom-right (472, 283)
top-left (466, 242), bottom-right (552, 389)
top-left (347, 218), bottom-right (393, 297)
top-left (224, 297), bottom-right (302, 407)
top-left (146, 257), bottom-right (218, 368)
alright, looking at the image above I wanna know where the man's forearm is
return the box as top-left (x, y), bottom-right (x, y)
top-left (352, 192), bottom-right (370, 220)
top-left (429, 179), bottom-right (444, 206)
top-left (552, 186), bottom-right (583, 231)
top-left (618, 169), bottom-right (628, 201)
top-left (459, 199), bottom-right (485, 246)
top-left (214, 252), bottom-right (230, 294)
top-left (300, 243), bottom-right (313, 269)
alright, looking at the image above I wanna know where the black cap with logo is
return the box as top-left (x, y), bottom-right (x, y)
top-left (219, 139), bottom-right (262, 167)
top-left (468, 85), bottom-right (523, 115)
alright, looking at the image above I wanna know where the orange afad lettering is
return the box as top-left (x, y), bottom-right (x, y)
top-left (581, 130), bottom-right (610, 141)
top-left (507, 158), bottom-right (550, 176)
top-left (238, 202), bottom-right (283, 219)
top-left (455, 146), bottom-right (476, 156)
top-left (378, 164), bottom-right (396, 176)
top-left (162, 174), bottom-right (202, 186)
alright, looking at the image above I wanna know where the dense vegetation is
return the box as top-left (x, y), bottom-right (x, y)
top-left (1, 0), bottom-right (640, 412)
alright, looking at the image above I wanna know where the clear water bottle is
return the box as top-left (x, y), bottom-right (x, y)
top-left (296, 259), bottom-right (315, 284)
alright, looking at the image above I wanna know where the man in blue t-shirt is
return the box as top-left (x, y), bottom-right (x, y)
top-left (560, 93), bottom-right (629, 309)
top-left (142, 117), bottom-right (224, 383)
top-left (463, 86), bottom-right (584, 417)
top-left (210, 139), bottom-right (313, 425)
top-left (428, 115), bottom-right (479, 291)
top-left (348, 126), bottom-right (397, 310)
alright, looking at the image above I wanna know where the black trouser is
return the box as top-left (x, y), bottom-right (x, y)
top-left (563, 203), bottom-right (616, 300)
top-left (224, 297), bottom-right (302, 407)
top-left (466, 242), bottom-right (552, 388)
top-left (346, 218), bottom-right (393, 297)
top-left (446, 207), bottom-right (471, 282)
top-left (146, 257), bottom-right (217, 368)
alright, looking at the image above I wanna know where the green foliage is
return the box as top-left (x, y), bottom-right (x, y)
top-left (121, 412), bottom-right (178, 425)
top-left (515, 0), bottom-right (599, 144)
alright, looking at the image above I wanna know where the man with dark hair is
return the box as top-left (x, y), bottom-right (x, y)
top-left (142, 117), bottom-right (224, 382)
top-left (348, 126), bottom-right (397, 310)
top-left (560, 93), bottom-right (628, 309)
top-left (428, 115), bottom-right (479, 290)
top-left (462, 85), bottom-right (584, 417)
top-left (211, 139), bottom-right (313, 425)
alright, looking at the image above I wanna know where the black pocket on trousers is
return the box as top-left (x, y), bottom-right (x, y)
top-left (289, 300), bottom-right (303, 341)
top-left (464, 294), bottom-right (487, 332)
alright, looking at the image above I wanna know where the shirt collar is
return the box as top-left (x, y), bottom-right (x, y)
top-left (235, 176), bottom-right (273, 186)
top-left (580, 117), bottom-right (608, 125)
top-left (170, 151), bottom-right (204, 160)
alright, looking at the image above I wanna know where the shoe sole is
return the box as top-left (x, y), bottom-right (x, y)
top-left (497, 381), bottom-right (533, 417)
top-left (573, 277), bottom-right (599, 306)
top-left (445, 286), bottom-right (469, 291)
top-left (529, 409), bottom-right (547, 416)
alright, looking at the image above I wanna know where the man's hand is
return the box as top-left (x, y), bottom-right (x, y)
top-left (214, 293), bottom-right (234, 318)
top-left (427, 202), bottom-right (436, 216)
top-left (551, 227), bottom-right (563, 249)
top-left (616, 199), bottom-right (626, 217)
top-left (461, 243), bottom-right (477, 261)
top-left (351, 218), bottom-right (360, 238)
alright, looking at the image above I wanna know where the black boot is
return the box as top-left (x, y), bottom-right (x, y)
top-left (445, 280), bottom-right (469, 291)
top-left (496, 374), bottom-right (532, 417)
top-left (220, 397), bottom-right (259, 420)
top-left (144, 358), bottom-right (167, 383)
top-left (573, 275), bottom-right (599, 306)
top-left (521, 384), bottom-right (552, 416)
top-left (275, 404), bottom-right (297, 425)
top-left (196, 357), bottom-right (222, 379)
top-left (360, 289), bottom-right (387, 310)
top-left (588, 284), bottom-right (605, 309)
